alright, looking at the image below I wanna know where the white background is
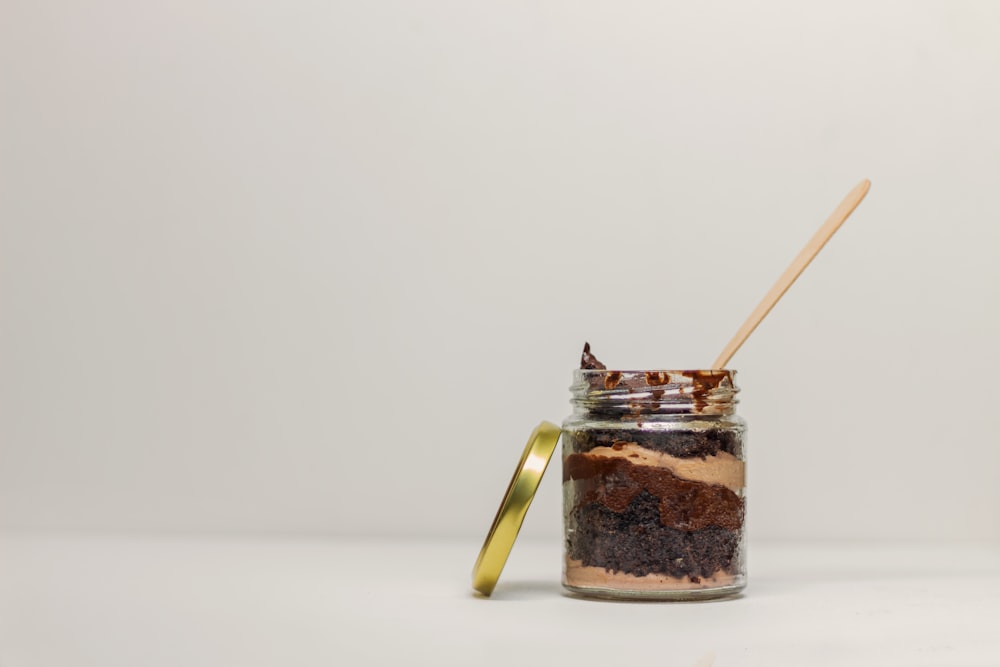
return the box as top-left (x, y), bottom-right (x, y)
top-left (2, 0), bottom-right (999, 545)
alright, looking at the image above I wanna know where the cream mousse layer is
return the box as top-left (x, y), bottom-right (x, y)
top-left (581, 443), bottom-right (744, 491)
top-left (564, 558), bottom-right (740, 591)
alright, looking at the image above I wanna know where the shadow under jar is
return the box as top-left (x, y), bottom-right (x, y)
top-left (562, 369), bottom-right (746, 601)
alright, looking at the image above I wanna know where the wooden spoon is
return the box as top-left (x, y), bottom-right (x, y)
top-left (712, 179), bottom-right (871, 369)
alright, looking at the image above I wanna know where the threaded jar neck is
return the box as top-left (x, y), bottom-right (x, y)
top-left (570, 369), bottom-right (738, 417)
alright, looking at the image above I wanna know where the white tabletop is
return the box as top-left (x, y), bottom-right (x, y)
top-left (1, 535), bottom-right (997, 666)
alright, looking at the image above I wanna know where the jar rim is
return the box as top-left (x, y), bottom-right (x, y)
top-left (577, 368), bottom-right (733, 374)
top-left (571, 369), bottom-right (738, 414)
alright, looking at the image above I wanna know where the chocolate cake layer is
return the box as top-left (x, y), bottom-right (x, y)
top-left (566, 490), bottom-right (741, 579)
top-left (564, 454), bottom-right (744, 530)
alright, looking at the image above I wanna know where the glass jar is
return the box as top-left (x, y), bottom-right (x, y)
top-left (562, 369), bottom-right (747, 600)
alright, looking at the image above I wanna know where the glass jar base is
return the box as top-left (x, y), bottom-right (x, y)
top-left (562, 581), bottom-right (745, 602)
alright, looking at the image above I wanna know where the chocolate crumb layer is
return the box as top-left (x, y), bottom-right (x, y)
top-left (566, 428), bottom-right (743, 459)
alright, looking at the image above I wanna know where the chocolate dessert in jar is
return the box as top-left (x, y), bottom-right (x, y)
top-left (562, 346), bottom-right (746, 600)
top-left (474, 182), bottom-right (869, 601)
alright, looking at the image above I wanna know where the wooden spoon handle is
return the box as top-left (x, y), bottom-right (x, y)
top-left (712, 179), bottom-right (871, 370)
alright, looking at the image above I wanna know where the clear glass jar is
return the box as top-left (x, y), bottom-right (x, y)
top-left (562, 369), bottom-right (746, 600)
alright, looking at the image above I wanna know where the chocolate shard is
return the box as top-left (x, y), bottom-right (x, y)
top-left (580, 342), bottom-right (607, 370)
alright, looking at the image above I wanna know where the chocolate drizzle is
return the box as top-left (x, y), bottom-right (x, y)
top-left (645, 371), bottom-right (670, 386)
top-left (604, 372), bottom-right (622, 389)
top-left (681, 370), bottom-right (730, 412)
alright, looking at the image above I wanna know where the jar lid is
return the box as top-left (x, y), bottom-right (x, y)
top-left (471, 421), bottom-right (561, 597)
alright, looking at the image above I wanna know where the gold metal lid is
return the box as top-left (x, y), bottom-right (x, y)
top-left (472, 421), bottom-right (561, 597)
